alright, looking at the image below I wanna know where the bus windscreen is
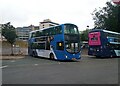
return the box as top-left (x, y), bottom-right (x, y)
top-left (89, 32), bottom-right (101, 46)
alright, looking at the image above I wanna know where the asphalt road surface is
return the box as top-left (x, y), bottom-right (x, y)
top-left (2, 55), bottom-right (119, 84)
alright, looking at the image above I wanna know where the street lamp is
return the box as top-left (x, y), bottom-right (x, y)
top-left (86, 25), bottom-right (89, 29)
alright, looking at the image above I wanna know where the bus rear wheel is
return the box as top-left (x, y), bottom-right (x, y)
top-left (50, 53), bottom-right (54, 60)
top-left (32, 50), bottom-right (37, 57)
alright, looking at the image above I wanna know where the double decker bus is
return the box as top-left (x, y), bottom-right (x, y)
top-left (88, 29), bottom-right (120, 57)
top-left (28, 23), bottom-right (81, 60)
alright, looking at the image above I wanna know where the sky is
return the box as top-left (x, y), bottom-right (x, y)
top-left (0, 0), bottom-right (110, 31)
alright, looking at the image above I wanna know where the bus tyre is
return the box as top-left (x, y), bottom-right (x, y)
top-left (50, 53), bottom-right (54, 60)
top-left (32, 51), bottom-right (35, 57)
top-left (32, 51), bottom-right (37, 57)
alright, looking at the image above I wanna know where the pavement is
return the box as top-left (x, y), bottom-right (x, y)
top-left (0, 55), bottom-right (26, 60)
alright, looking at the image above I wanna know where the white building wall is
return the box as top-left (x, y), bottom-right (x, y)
top-left (39, 19), bottom-right (59, 29)
top-left (39, 23), bottom-right (50, 29)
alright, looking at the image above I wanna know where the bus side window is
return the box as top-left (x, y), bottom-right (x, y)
top-left (43, 29), bottom-right (48, 36)
top-left (31, 32), bottom-right (36, 38)
top-left (38, 43), bottom-right (45, 49)
top-left (55, 26), bottom-right (62, 34)
top-left (51, 27), bottom-right (56, 35)
top-left (43, 30), bottom-right (47, 36)
top-left (35, 31), bottom-right (40, 37)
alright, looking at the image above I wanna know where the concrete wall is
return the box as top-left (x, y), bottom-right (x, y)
top-left (1, 41), bottom-right (28, 55)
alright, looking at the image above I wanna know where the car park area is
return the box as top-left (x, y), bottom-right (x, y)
top-left (1, 55), bottom-right (119, 84)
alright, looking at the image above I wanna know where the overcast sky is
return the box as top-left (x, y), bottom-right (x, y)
top-left (0, 0), bottom-right (110, 31)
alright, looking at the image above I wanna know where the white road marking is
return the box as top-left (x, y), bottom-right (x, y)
top-left (11, 60), bottom-right (15, 62)
top-left (0, 65), bottom-right (8, 69)
top-left (34, 64), bottom-right (38, 66)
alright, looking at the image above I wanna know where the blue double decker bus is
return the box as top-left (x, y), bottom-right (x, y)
top-left (28, 23), bottom-right (81, 60)
top-left (88, 29), bottom-right (120, 57)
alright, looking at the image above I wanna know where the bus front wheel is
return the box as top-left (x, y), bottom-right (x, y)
top-left (50, 53), bottom-right (54, 60)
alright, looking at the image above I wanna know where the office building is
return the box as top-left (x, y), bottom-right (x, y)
top-left (16, 25), bottom-right (39, 41)
top-left (39, 19), bottom-right (59, 29)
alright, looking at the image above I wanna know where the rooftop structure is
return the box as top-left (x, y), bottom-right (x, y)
top-left (39, 19), bottom-right (59, 29)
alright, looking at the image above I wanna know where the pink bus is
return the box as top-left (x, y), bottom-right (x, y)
top-left (88, 29), bottom-right (120, 57)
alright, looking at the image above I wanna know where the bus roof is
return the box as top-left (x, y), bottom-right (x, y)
top-left (29, 30), bottom-right (40, 34)
top-left (29, 23), bottom-right (77, 33)
top-left (103, 30), bottom-right (120, 35)
top-left (40, 23), bottom-right (77, 30)
top-left (89, 29), bottom-right (120, 35)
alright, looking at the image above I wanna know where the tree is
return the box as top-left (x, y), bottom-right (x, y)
top-left (2, 22), bottom-right (17, 55)
top-left (80, 29), bottom-right (90, 41)
top-left (92, 1), bottom-right (120, 33)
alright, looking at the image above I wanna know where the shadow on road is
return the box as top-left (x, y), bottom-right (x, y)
top-left (88, 56), bottom-right (120, 59)
top-left (29, 55), bottom-right (80, 62)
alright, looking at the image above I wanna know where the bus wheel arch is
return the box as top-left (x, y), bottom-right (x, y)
top-left (50, 53), bottom-right (54, 60)
top-left (32, 51), bottom-right (35, 57)
top-left (32, 50), bottom-right (37, 57)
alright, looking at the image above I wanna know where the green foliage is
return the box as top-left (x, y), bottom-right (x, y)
top-left (80, 29), bottom-right (90, 41)
top-left (2, 22), bottom-right (17, 55)
top-left (2, 22), bottom-right (17, 44)
top-left (92, 1), bottom-right (120, 33)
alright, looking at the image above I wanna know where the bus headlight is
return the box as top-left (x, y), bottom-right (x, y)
top-left (65, 55), bottom-right (68, 58)
top-left (97, 49), bottom-right (99, 51)
top-left (59, 43), bottom-right (62, 46)
top-left (64, 54), bottom-right (68, 58)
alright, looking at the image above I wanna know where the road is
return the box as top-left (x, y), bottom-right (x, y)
top-left (2, 55), bottom-right (119, 84)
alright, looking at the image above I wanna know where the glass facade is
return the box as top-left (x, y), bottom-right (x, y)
top-left (16, 26), bottom-right (39, 41)
top-left (16, 27), bottom-right (30, 40)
